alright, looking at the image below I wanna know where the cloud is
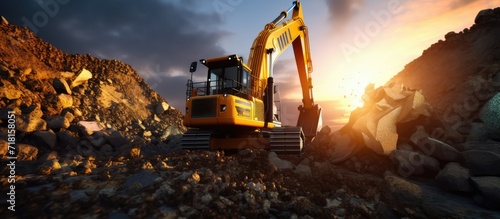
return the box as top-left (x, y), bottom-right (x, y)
top-left (324, 0), bottom-right (364, 30)
top-left (449, 0), bottom-right (481, 9)
top-left (0, 0), bottom-right (228, 104)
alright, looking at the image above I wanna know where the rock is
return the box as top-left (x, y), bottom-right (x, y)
top-left (470, 176), bottom-right (500, 209)
top-left (417, 137), bottom-right (462, 162)
top-left (319, 125), bottom-right (331, 135)
top-left (397, 91), bottom-right (429, 123)
top-left (0, 86), bottom-right (22, 100)
top-left (143, 130), bottom-right (152, 137)
top-left (22, 105), bottom-right (43, 118)
top-left (353, 106), bottom-right (401, 155)
top-left (57, 94), bottom-right (73, 108)
top-left (70, 190), bottom-right (90, 203)
top-left (201, 194), bottom-right (213, 205)
top-left (458, 141), bottom-right (500, 155)
top-left (434, 162), bottom-right (472, 192)
top-left (56, 130), bottom-right (79, 147)
top-left (462, 150), bottom-right (500, 176)
top-left (479, 93), bottom-right (500, 129)
top-left (88, 131), bottom-right (107, 147)
top-left (76, 121), bottom-right (103, 136)
top-left (384, 173), bottom-right (422, 206)
top-left (32, 130), bottom-right (57, 149)
top-left (475, 9), bottom-right (495, 24)
top-left (62, 111), bottom-right (75, 123)
top-left (188, 172), bottom-right (200, 184)
top-left (268, 152), bottom-right (293, 170)
top-left (52, 78), bottom-right (72, 94)
top-left (39, 159), bottom-right (62, 175)
top-left (123, 171), bottom-right (159, 189)
top-left (106, 131), bottom-right (129, 147)
top-left (383, 83), bottom-right (409, 101)
top-left (1, 16), bottom-right (8, 25)
top-left (41, 151), bottom-right (59, 161)
top-left (71, 68), bottom-right (93, 87)
top-left (46, 115), bottom-right (70, 130)
top-left (294, 164), bottom-right (312, 177)
top-left (247, 182), bottom-right (265, 193)
top-left (390, 149), bottom-right (441, 177)
top-left (130, 147), bottom-right (141, 159)
top-left (17, 144), bottom-right (38, 161)
top-left (161, 126), bottom-right (183, 141)
top-left (409, 126), bottom-right (429, 146)
top-left (467, 123), bottom-right (500, 142)
top-left (16, 115), bottom-right (46, 132)
top-left (156, 102), bottom-right (170, 114)
top-left (99, 144), bottom-right (114, 157)
top-left (77, 140), bottom-right (93, 157)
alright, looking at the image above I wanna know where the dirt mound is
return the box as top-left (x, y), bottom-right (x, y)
top-left (0, 18), bottom-right (185, 159)
top-left (389, 8), bottom-right (500, 122)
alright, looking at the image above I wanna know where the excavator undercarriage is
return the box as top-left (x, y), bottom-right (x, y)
top-left (182, 126), bottom-right (305, 154)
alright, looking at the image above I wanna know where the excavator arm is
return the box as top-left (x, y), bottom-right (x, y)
top-left (247, 1), bottom-right (322, 138)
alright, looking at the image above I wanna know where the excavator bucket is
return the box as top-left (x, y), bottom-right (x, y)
top-left (297, 104), bottom-right (322, 139)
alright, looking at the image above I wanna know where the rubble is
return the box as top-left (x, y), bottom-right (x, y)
top-left (1, 7), bottom-right (500, 219)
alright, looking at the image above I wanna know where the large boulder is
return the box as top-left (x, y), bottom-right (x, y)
top-left (156, 102), bottom-right (170, 114)
top-left (462, 149), bottom-right (500, 176)
top-left (470, 176), bottom-right (500, 210)
top-left (52, 78), bottom-right (72, 94)
top-left (32, 130), bottom-right (57, 149)
top-left (71, 68), bottom-right (93, 88)
top-left (479, 92), bottom-right (500, 130)
top-left (384, 173), bottom-right (422, 206)
top-left (17, 144), bottom-right (39, 161)
top-left (46, 115), bottom-right (71, 130)
top-left (434, 162), bottom-right (472, 192)
top-left (17, 115), bottom-right (47, 133)
top-left (417, 137), bottom-right (462, 162)
top-left (390, 149), bottom-right (441, 177)
top-left (466, 123), bottom-right (500, 142)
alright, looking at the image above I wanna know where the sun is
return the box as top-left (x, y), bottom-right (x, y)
top-left (339, 72), bottom-right (370, 115)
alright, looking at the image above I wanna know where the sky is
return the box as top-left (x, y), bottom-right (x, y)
top-left (1, 0), bottom-right (498, 127)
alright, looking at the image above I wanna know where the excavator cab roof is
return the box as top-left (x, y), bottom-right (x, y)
top-left (200, 54), bottom-right (246, 70)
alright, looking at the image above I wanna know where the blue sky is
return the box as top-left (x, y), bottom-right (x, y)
top-left (1, 0), bottom-right (498, 127)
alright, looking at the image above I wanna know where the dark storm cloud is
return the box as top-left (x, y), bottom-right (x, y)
top-left (0, 0), bottom-right (229, 105)
top-left (0, 0), bottom-right (227, 75)
top-left (324, 0), bottom-right (364, 30)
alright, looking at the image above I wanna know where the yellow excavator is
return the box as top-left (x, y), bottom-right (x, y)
top-left (182, 1), bottom-right (322, 154)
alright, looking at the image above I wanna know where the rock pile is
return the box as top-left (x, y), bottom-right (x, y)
top-left (0, 18), bottom-right (184, 167)
top-left (310, 7), bottom-right (500, 211)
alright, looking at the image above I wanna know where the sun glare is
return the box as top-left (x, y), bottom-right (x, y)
top-left (339, 72), bottom-right (370, 114)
